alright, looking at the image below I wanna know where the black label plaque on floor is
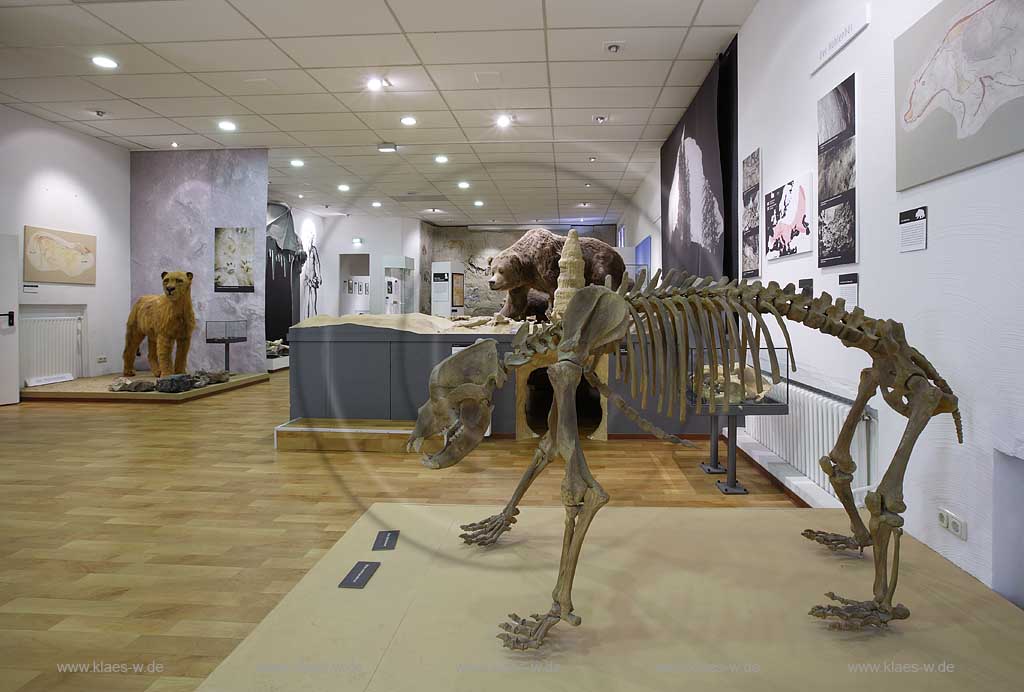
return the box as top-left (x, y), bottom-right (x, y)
top-left (372, 530), bottom-right (400, 551)
top-left (339, 561), bottom-right (380, 589)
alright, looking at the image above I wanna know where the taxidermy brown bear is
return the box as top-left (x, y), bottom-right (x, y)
top-left (122, 271), bottom-right (196, 378)
top-left (487, 228), bottom-right (625, 320)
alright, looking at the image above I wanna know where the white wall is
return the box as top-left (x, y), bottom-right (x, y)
top-left (623, 161), bottom-right (663, 274)
top-left (738, 0), bottom-right (1024, 586)
top-left (0, 105), bottom-right (130, 377)
top-left (315, 214), bottom-right (422, 316)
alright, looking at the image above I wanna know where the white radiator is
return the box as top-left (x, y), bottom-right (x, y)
top-left (745, 382), bottom-right (872, 498)
top-left (20, 316), bottom-right (86, 384)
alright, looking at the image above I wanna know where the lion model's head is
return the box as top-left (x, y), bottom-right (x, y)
top-left (160, 271), bottom-right (193, 303)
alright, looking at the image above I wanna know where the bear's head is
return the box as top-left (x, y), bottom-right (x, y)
top-left (160, 271), bottom-right (193, 302)
top-left (486, 254), bottom-right (525, 291)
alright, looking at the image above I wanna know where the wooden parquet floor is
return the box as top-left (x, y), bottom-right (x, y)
top-left (0, 371), bottom-right (797, 692)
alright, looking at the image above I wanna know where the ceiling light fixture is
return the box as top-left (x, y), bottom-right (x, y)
top-left (579, 202), bottom-right (590, 207)
top-left (588, 156), bottom-right (597, 162)
top-left (585, 183), bottom-right (591, 187)
top-left (372, 201), bottom-right (382, 207)
top-left (171, 141), bottom-right (179, 148)
top-left (218, 120), bottom-right (237, 131)
top-left (474, 200), bottom-right (484, 207)
top-left (366, 78), bottom-right (383, 91)
top-left (593, 115), bottom-right (608, 124)
top-left (495, 114), bottom-right (512, 128)
top-left (91, 56), bottom-right (118, 69)
top-left (400, 115), bottom-right (417, 126)
top-left (457, 181), bottom-right (470, 189)
top-left (427, 208), bottom-right (443, 213)
top-left (290, 159), bottom-right (304, 167)
top-left (338, 184), bottom-right (350, 191)
top-left (377, 142), bottom-right (397, 153)
top-left (298, 194), bottom-right (304, 198)
top-left (352, 237), bottom-right (364, 246)
top-left (434, 154), bottom-right (448, 163)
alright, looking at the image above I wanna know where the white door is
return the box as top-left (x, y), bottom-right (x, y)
top-left (0, 235), bottom-right (19, 405)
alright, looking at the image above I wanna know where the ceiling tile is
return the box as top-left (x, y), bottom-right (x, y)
top-left (462, 126), bottom-right (553, 141)
top-left (554, 125), bottom-right (644, 141)
top-left (132, 97), bottom-right (252, 117)
top-left (426, 63), bottom-right (548, 90)
top-left (229, 0), bottom-right (400, 37)
top-left (293, 130), bottom-right (384, 146)
top-left (666, 60), bottom-right (713, 86)
top-left (96, 134), bottom-right (143, 149)
top-left (393, 143), bottom-right (476, 155)
top-left (694, 0), bottom-right (758, 26)
top-left (544, 0), bottom-right (699, 28)
top-left (358, 111), bottom-right (459, 128)
top-left (0, 76), bottom-right (116, 102)
top-left (39, 99), bottom-right (158, 120)
top-left (553, 108), bottom-right (651, 126)
top-left (408, 31), bottom-right (545, 64)
top-left (0, 44), bottom-right (180, 79)
top-left (374, 128), bottom-right (467, 144)
top-left (551, 87), bottom-right (660, 109)
top-left (442, 88), bottom-right (549, 110)
top-left (85, 0), bottom-right (261, 42)
top-left (172, 114), bottom-right (277, 133)
top-left (655, 86), bottom-right (698, 108)
top-left (547, 28), bottom-right (684, 61)
top-left (209, 131), bottom-right (303, 147)
top-left (338, 90), bottom-right (446, 112)
top-left (233, 93), bottom-right (345, 114)
top-left (388, 0), bottom-right (543, 31)
top-left (678, 26), bottom-right (738, 59)
top-left (6, 102), bottom-right (66, 121)
top-left (127, 134), bottom-right (221, 150)
top-left (196, 70), bottom-right (324, 95)
top-left (89, 117), bottom-right (193, 137)
top-left (85, 73), bottom-right (220, 99)
top-left (641, 123), bottom-right (675, 140)
top-left (649, 107), bottom-right (685, 125)
top-left (549, 61), bottom-right (671, 88)
top-left (0, 5), bottom-right (130, 46)
top-left (308, 66), bottom-right (434, 93)
top-left (276, 35), bottom-right (418, 68)
top-left (264, 112), bottom-right (367, 130)
top-left (58, 120), bottom-right (118, 138)
top-left (471, 142), bottom-right (552, 153)
top-left (147, 40), bottom-right (298, 72)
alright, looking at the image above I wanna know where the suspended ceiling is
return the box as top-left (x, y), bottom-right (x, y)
top-left (0, 0), bottom-right (755, 224)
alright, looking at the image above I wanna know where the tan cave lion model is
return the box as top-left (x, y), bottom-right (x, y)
top-left (122, 271), bottom-right (196, 378)
top-left (408, 237), bottom-right (962, 649)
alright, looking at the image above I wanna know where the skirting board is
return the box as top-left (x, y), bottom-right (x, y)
top-left (198, 503), bottom-right (1024, 692)
top-left (267, 356), bottom-right (290, 372)
top-left (736, 428), bottom-right (843, 508)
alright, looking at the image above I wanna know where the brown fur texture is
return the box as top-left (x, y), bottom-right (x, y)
top-left (122, 271), bottom-right (196, 377)
top-left (487, 228), bottom-right (625, 320)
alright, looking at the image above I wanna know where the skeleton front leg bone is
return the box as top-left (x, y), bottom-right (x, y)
top-left (497, 359), bottom-right (609, 650)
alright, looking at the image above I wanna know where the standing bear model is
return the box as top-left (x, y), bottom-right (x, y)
top-left (122, 271), bottom-right (196, 378)
top-left (487, 228), bottom-right (625, 320)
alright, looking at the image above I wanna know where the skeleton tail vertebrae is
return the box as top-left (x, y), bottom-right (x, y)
top-left (617, 270), bottom-right (963, 444)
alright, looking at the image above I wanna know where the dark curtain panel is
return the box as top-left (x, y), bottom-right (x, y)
top-left (719, 36), bottom-right (740, 281)
top-left (265, 203), bottom-right (306, 343)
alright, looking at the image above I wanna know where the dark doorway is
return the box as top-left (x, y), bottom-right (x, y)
top-left (525, 367), bottom-right (603, 437)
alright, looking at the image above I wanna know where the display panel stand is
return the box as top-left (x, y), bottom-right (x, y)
top-left (700, 415), bottom-right (727, 475)
top-left (716, 416), bottom-right (748, 495)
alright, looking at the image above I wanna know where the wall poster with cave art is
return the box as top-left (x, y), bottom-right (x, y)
top-left (741, 149), bottom-right (761, 278)
top-left (895, 0), bottom-right (1024, 190)
top-left (214, 226), bottom-right (256, 292)
top-left (817, 73), bottom-right (857, 267)
top-left (662, 60), bottom-right (725, 279)
top-left (764, 173), bottom-right (814, 261)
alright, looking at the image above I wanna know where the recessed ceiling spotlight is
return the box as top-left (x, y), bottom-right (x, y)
top-left (377, 142), bottom-right (397, 152)
top-left (585, 183), bottom-right (591, 187)
top-left (218, 120), bottom-right (237, 131)
top-left (579, 202), bottom-right (590, 207)
top-left (434, 154), bottom-right (448, 163)
top-left (474, 200), bottom-right (484, 207)
top-left (495, 114), bottom-right (512, 128)
top-left (352, 237), bottom-right (364, 245)
top-left (298, 194), bottom-right (304, 198)
top-left (588, 156), bottom-right (597, 162)
top-left (171, 141), bottom-right (179, 148)
top-left (290, 159), bottom-right (304, 167)
top-left (91, 56), bottom-right (118, 69)
top-left (605, 42), bottom-right (622, 54)
top-left (457, 181), bottom-right (470, 189)
top-left (427, 207), bottom-right (443, 213)
top-left (489, 218), bottom-right (496, 222)
top-left (593, 115), bottom-right (608, 124)
top-left (372, 201), bottom-right (382, 207)
top-left (338, 184), bottom-right (350, 191)
top-left (366, 78), bottom-right (383, 91)
top-left (533, 219), bottom-right (540, 222)
top-left (580, 217), bottom-right (585, 222)
top-left (400, 115), bottom-right (417, 126)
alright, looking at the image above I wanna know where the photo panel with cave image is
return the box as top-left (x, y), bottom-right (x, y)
top-left (817, 73), bottom-right (857, 267)
top-left (741, 148), bottom-right (761, 278)
top-left (764, 174), bottom-right (813, 261)
top-left (818, 193), bottom-right (857, 267)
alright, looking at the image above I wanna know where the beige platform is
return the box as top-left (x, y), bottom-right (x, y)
top-left (198, 503), bottom-right (1023, 692)
top-left (20, 370), bottom-right (269, 402)
top-left (274, 418), bottom-right (445, 453)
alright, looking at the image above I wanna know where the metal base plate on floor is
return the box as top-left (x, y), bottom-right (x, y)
top-left (701, 463), bottom-right (727, 475)
top-left (716, 480), bottom-right (749, 495)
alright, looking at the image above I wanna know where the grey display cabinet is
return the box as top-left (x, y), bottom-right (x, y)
top-left (288, 324), bottom-right (710, 436)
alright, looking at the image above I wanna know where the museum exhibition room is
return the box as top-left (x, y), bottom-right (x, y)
top-left (1, 0), bottom-right (1023, 690)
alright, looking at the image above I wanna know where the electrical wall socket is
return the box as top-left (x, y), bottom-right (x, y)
top-left (938, 507), bottom-right (967, 540)
top-left (96, 355), bottom-right (107, 364)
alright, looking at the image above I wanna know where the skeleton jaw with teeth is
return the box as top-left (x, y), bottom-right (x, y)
top-left (406, 339), bottom-right (507, 469)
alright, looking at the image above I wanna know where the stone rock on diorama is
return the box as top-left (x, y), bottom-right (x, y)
top-left (486, 228), bottom-right (626, 320)
top-left (108, 377), bottom-right (156, 393)
top-left (122, 270), bottom-right (197, 378)
top-left (408, 231), bottom-right (962, 648)
top-left (156, 374), bottom-right (193, 394)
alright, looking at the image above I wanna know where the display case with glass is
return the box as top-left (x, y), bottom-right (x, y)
top-left (686, 346), bottom-right (790, 415)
